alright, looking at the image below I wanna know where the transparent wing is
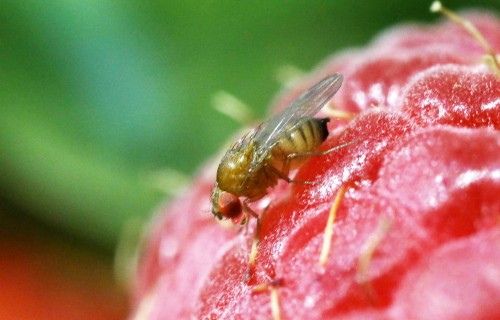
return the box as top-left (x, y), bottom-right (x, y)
top-left (252, 73), bottom-right (343, 160)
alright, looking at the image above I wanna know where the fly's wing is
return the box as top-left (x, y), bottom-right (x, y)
top-left (252, 73), bottom-right (343, 161)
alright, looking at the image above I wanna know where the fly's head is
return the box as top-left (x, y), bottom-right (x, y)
top-left (211, 184), bottom-right (243, 220)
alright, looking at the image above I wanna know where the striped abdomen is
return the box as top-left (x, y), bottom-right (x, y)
top-left (268, 117), bottom-right (330, 172)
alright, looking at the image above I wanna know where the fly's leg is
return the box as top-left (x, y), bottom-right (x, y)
top-left (286, 139), bottom-right (359, 161)
top-left (266, 140), bottom-right (358, 186)
top-left (264, 163), bottom-right (315, 185)
top-left (243, 199), bottom-right (262, 282)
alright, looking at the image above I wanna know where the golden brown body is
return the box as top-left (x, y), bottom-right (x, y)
top-left (212, 118), bottom-right (330, 222)
top-left (211, 74), bottom-right (349, 281)
top-left (211, 74), bottom-right (344, 220)
top-left (216, 118), bottom-right (330, 201)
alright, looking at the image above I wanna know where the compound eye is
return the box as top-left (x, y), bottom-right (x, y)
top-left (218, 192), bottom-right (242, 219)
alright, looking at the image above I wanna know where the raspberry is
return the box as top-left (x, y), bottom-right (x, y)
top-left (131, 10), bottom-right (500, 320)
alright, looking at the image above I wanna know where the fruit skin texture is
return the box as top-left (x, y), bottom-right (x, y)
top-left (131, 12), bottom-right (500, 320)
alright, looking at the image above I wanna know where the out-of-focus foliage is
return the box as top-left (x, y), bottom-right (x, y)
top-left (0, 1), bottom-right (497, 247)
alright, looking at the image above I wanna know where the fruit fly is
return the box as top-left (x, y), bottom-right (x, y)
top-left (211, 73), bottom-right (351, 222)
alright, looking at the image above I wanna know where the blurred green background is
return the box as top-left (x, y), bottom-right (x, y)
top-left (0, 0), bottom-right (498, 315)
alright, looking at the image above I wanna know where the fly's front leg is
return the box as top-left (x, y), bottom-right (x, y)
top-left (241, 198), bottom-right (259, 227)
top-left (273, 140), bottom-right (359, 186)
top-left (286, 139), bottom-right (359, 160)
top-left (264, 163), bottom-right (315, 185)
top-left (244, 199), bottom-right (261, 282)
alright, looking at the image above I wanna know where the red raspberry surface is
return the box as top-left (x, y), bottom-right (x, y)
top-left (131, 12), bottom-right (500, 320)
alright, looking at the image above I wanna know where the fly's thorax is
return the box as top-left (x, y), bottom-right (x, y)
top-left (269, 117), bottom-right (330, 170)
top-left (216, 139), bottom-right (256, 196)
top-left (216, 138), bottom-right (277, 200)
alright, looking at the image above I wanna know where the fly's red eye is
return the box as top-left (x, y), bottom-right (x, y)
top-left (218, 192), bottom-right (242, 219)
